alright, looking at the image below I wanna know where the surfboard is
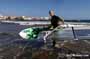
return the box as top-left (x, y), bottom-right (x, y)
top-left (19, 27), bottom-right (63, 40)
top-left (19, 24), bottom-right (90, 40)
top-left (19, 28), bottom-right (37, 40)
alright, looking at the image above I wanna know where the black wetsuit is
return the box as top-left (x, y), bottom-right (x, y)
top-left (51, 15), bottom-right (64, 28)
top-left (50, 15), bottom-right (64, 48)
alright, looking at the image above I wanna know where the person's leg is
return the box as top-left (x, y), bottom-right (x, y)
top-left (52, 39), bottom-right (56, 48)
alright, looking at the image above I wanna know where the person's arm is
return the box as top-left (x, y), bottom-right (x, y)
top-left (60, 16), bottom-right (64, 22)
top-left (58, 16), bottom-right (65, 25)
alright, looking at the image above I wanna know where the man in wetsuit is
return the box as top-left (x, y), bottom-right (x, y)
top-left (49, 10), bottom-right (64, 48)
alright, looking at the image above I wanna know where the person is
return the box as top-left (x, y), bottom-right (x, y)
top-left (48, 10), bottom-right (64, 48)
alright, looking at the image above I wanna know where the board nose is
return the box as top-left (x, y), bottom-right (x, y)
top-left (19, 31), bottom-right (28, 39)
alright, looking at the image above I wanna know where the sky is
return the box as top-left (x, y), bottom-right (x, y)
top-left (0, 0), bottom-right (90, 19)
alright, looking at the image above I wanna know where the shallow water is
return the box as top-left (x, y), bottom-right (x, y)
top-left (0, 22), bottom-right (90, 59)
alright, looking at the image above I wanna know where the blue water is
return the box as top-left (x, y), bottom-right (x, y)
top-left (0, 22), bottom-right (90, 48)
top-left (75, 29), bottom-right (90, 36)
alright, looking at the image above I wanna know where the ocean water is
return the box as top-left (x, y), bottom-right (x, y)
top-left (0, 22), bottom-right (90, 58)
top-left (75, 29), bottom-right (90, 36)
top-left (0, 22), bottom-right (90, 45)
